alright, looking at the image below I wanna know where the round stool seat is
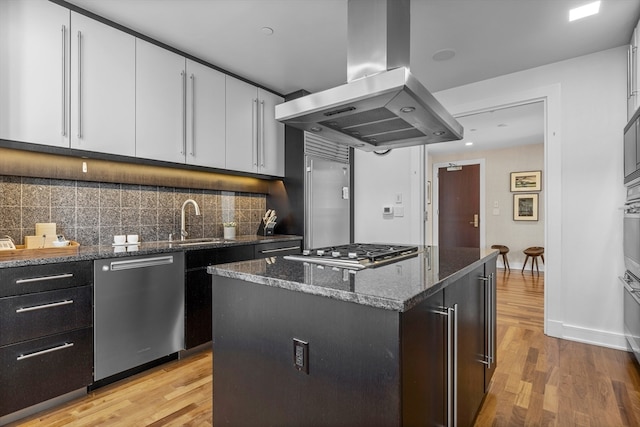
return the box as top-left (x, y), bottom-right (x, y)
top-left (491, 245), bottom-right (510, 271)
top-left (522, 246), bottom-right (544, 273)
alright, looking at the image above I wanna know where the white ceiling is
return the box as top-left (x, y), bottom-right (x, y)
top-left (64, 0), bottom-right (640, 153)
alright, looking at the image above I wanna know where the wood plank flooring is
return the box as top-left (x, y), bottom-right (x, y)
top-left (8, 269), bottom-right (640, 426)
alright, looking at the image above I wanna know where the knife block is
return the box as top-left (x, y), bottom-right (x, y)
top-left (256, 222), bottom-right (275, 236)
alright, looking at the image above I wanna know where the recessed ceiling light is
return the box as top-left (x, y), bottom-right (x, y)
top-left (465, 142), bottom-right (474, 146)
top-left (497, 123), bottom-right (508, 127)
top-left (432, 49), bottom-right (456, 61)
top-left (569, 1), bottom-right (600, 22)
top-left (261, 26), bottom-right (274, 36)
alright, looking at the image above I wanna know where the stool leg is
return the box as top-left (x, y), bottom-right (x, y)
top-left (533, 256), bottom-right (538, 273)
top-left (541, 254), bottom-right (545, 264)
top-left (505, 254), bottom-right (510, 271)
top-left (522, 255), bottom-right (529, 273)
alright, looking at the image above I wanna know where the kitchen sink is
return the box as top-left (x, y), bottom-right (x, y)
top-left (176, 238), bottom-right (227, 247)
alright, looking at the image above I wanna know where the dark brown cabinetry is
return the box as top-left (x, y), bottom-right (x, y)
top-left (185, 241), bottom-right (301, 349)
top-left (0, 261), bottom-right (93, 417)
top-left (212, 256), bottom-right (495, 427)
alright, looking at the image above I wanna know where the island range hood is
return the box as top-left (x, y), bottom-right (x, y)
top-left (275, 0), bottom-right (463, 151)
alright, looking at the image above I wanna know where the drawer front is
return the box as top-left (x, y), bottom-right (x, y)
top-left (254, 241), bottom-right (301, 259)
top-left (0, 327), bottom-right (93, 417)
top-left (0, 285), bottom-right (92, 346)
top-left (0, 261), bottom-right (93, 297)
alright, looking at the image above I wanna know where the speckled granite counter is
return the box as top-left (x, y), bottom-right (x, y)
top-left (0, 235), bottom-right (302, 269)
top-left (208, 246), bottom-right (498, 312)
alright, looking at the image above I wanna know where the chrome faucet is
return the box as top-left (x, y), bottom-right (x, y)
top-left (180, 199), bottom-right (201, 241)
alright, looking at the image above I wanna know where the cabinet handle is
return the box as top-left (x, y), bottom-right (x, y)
top-left (77, 30), bottom-right (82, 139)
top-left (260, 100), bottom-right (265, 168)
top-left (629, 45), bottom-right (632, 99)
top-left (181, 71), bottom-right (186, 155)
top-left (435, 304), bottom-right (457, 427)
top-left (479, 275), bottom-right (492, 368)
top-left (190, 73), bottom-right (195, 157)
top-left (253, 98), bottom-right (258, 167)
top-left (15, 273), bottom-right (73, 284)
top-left (16, 299), bottom-right (73, 313)
top-left (61, 25), bottom-right (67, 137)
top-left (259, 246), bottom-right (301, 254)
top-left (17, 342), bottom-right (74, 361)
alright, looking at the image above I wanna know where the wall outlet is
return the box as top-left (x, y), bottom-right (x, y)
top-left (293, 339), bottom-right (309, 374)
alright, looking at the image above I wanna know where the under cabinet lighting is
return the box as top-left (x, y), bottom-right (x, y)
top-left (569, 1), bottom-right (600, 22)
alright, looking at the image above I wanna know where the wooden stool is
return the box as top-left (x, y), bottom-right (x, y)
top-left (491, 245), bottom-right (510, 271)
top-left (522, 246), bottom-right (544, 273)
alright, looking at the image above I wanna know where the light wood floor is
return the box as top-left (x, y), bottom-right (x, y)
top-left (9, 270), bottom-right (640, 426)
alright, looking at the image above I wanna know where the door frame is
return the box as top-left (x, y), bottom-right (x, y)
top-left (432, 159), bottom-right (486, 249)
top-left (425, 83), bottom-right (560, 337)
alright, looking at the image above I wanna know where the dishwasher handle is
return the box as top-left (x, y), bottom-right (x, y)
top-left (103, 255), bottom-right (174, 272)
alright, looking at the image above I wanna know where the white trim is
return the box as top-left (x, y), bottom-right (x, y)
top-left (432, 158), bottom-right (486, 249)
top-left (546, 320), bottom-right (630, 351)
top-left (439, 83), bottom-right (562, 337)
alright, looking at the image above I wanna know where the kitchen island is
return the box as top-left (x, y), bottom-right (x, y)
top-left (208, 246), bottom-right (498, 427)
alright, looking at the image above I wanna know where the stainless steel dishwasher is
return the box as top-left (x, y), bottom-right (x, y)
top-left (93, 252), bottom-right (184, 381)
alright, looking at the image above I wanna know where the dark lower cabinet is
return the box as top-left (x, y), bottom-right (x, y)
top-left (0, 261), bottom-right (93, 418)
top-left (445, 263), bottom-right (487, 427)
top-left (212, 256), bottom-right (497, 427)
top-left (186, 243), bottom-right (302, 349)
top-left (0, 328), bottom-right (93, 416)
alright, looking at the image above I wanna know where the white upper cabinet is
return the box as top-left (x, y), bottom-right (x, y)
top-left (135, 39), bottom-right (186, 164)
top-left (70, 12), bottom-right (135, 156)
top-left (0, 0), bottom-right (70, 148)
top-left (258, 88), bottom-right (285, 176)
top-left (185, 59), bottom-right (226, 168)
top-left (226, 77), bottom-right (284, 176)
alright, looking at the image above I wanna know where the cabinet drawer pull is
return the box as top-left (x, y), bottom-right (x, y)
top-left (16, 299), bottom-right (73, 313)
top-left (15, 273), bottom-right (74, 284)
top-left (259, 246), bottom-right (300, 254)
top-left (61, 25), bottom-right (67, 137)
top-left (17, 342), bottom-right (74, 361)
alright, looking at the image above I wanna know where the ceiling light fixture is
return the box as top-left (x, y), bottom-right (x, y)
top-left (569, 1), bottom-right (600, 22)
top-left (261, 26), bottom-right (274, 36)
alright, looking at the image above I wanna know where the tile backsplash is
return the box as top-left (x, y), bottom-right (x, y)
top-left (0, 176), bottom-right (266, 246)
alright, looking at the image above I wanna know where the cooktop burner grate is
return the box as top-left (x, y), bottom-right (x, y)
top-left (286, 243), bottom-right (420, 269)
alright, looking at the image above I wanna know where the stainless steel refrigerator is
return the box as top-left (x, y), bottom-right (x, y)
top-left (304, 133), bottom-right (351, 249)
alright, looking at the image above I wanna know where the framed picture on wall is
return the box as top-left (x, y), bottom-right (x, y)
top-left (510, 170), bottom-right (541, 192)
top-left (513, 193), bottom-right (538, 221)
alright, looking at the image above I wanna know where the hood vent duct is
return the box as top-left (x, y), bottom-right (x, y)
top-left (275, 0), bottom-right (463, 151)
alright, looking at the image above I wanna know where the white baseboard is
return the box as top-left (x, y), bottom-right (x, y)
top-left (546, 319), bottom-right (629, 351)
top-left (496, 261), bottom-right (545, 272)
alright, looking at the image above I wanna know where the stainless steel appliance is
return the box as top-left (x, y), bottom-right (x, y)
top-left (285, 243), bottom-right (419, 270)
top-left (623, 183), bottom-right (640, 363)
top-left (93, 253), bottom-right (184, 381)
top-left (305, 133), bottom-right (351, 249)
top-left (275, 0), bottom-right (463, 151)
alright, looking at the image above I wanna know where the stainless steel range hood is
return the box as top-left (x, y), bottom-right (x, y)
top-left (275, 0), bottom-right (463, 151)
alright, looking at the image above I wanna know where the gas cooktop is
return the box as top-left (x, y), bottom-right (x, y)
top-left (284, 243), bottom-right (420, 270)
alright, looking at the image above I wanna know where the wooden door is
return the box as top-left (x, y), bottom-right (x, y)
top-left (438, 164), bottom-right (480, 248)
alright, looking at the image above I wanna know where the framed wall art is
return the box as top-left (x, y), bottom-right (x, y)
top-left (510, 170), bottom-right (541, 192)
top-left (513, 193), bottom-right (538, 221)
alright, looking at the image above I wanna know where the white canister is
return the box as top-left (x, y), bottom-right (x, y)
top-left (223, 226), bottom-right (236, 240)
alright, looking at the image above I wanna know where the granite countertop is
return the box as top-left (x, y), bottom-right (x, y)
top-left (208, 246), bottom-right (498, 312)
top-left (0, 235), bottom-right (302, 269)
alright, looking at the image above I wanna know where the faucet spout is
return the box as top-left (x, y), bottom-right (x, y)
top-left (180, 199), bottom-right (201, 241)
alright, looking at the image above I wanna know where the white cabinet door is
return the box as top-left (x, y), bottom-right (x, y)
top-left (136, 39), bottom-right (186, 163)
top-left (258, 88), bottom-right (284, 176)
top-left (186, 60), bottom-right (226, 168)
top-left (226, 77), bottom-right (284, 176)
top-left (70, 12), bottom-right (135, 156)
top-left (0, 0), bottom-right (70, 148)
top-left (226, 77), bottom-right (258, 173)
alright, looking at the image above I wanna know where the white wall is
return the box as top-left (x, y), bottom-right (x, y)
top-left (354, 46), bottom-right (628, 350)
top-left (430, 143), bottom-right (545, 269)
top-left (354, 146), bottom-right (424, 245)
